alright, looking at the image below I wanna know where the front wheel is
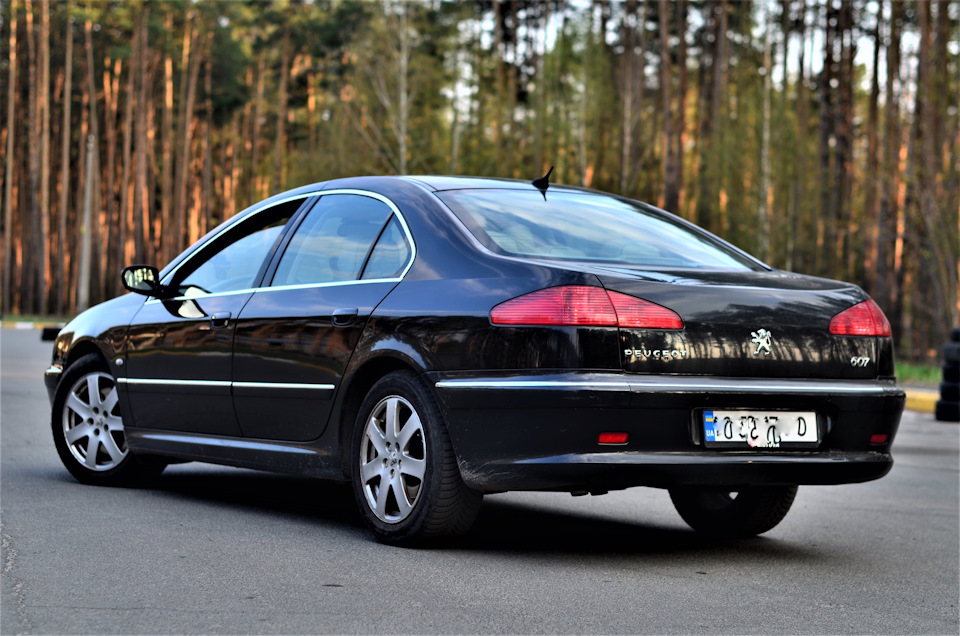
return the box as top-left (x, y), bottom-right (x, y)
top-left (351, 371), bottom-right (482, 545)
top-left (669, 485), bottom-right (798, 538)
top-left (51, 353), bottom-right (165, 486)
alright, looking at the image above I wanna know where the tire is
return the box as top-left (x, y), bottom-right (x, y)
top-left (944, 364), bottom-right (959, 384)
top-left (940, 382), bottom-right (960, 403)
top-left (351, 371), bottom-right (482, 546)
top-left (944, 342), bottom-right (960, 364)
top-left (669, 485), bottom-right (798, 538)
top-left (935, 401), bottom-right (960, 422)
top-left (51, 353), bottom-right (166, 486)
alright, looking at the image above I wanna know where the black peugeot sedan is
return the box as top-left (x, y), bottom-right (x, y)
top-left (45, 175), bottom-right (905, 545)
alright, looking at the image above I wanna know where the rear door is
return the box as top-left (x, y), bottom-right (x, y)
top-left (232, 191), bottom-right (414, 441)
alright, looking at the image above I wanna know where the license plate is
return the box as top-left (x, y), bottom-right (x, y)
top-left (702, 410), bottom-right (819, 448)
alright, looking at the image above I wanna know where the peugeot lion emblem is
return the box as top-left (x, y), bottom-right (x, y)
top-left (750, 328), bottom-right (772, 356)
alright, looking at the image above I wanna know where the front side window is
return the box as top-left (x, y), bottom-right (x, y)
top-left (271, 194), bottom-right (395, 287)
top-left (436, 190), bottom-right (762, 270)
top-left (170, 199), bottom-right (302, 296)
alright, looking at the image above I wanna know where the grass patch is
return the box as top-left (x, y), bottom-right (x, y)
top-left (896, 361), bottom-right (941, 387)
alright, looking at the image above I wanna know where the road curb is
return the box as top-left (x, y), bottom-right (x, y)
top-left (904, 389), bottom-right (938, 414)
top-left (1, 321), bottom-right (65, 329)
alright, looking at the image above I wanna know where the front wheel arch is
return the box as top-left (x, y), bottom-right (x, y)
top-left (51, 353), bottom-right (165, 486)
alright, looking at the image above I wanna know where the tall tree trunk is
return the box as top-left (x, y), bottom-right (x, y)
top-left (534, 1), bottom-right (548, 175)
top-left (397, 1), bottom-right (409, 175)
top-left (71, 40), bottom-right (88, 313)
top-left (816, 3), bottom-right (835, 277)
top-left (877, 0), bottom-right (903, 335)
top-left (118, 30), bottom-right (135, 278)
top-left (102, 57), bottom-right (120, 296)
top-left (627, 1), bottom-right (647, 195)
top-left (788, 0), bottom-right (808, 272)
top-left (2, 0), bottom-right (18, 314)
top-left (659, 0), bottom-right (675, 211)
top-left (506, 0), bottom-right (518, 177)
top-left (273, 22), bottom-right (291, 191)
top-left (39, 0), bottom-right (50, 312)
top-left (160, 11), bottom-right (174, 265)
top-left (225, 111), bottom-right (240, 218)
top-left (835, 0), bottom-right (854, 280)
top-left (915, 0), bottom-right (951, 348)
top-left (132, 7), bottom-right (149, 262)
top-left (674, 0), bottom-right (688, 216)
top-left (695, 0), bottom-right (726, 233)
top-left (493, 0), bottom-right (505, 169)
top-left (758, 0), bottom-right (773, 262)
top-left (174, 16), bottom-right (201, 257)
top-left (82, 14), bottom-right (101, 305)
top-left (619, 0), bottom-right (637, 194)
top-left (24, 0), bottom-right (39, 313)
top-left (250, 54), bottom-right (265, 202)
top-left (940, 0), bottom-right (960, 326)
top-left (862, 11), bottom-right (881, 295)
top-left (56, 13), bottom-right (73, 315)
top-left (202, 47), bottom-right (213, 235)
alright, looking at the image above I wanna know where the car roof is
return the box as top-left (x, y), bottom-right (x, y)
top-left (399, 175), bottom-right (586, 193)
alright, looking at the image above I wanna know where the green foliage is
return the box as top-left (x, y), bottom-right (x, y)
top-left (896, 362), bottom-right (943, 387)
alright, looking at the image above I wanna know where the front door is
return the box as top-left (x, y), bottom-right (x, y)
top-left (122, 198), bottom-right (307, 435)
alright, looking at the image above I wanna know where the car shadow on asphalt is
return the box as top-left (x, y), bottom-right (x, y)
top-left (462, 498), bottom-right (820, 560)
top-left (119, 464), bottom-right (825, 562)
top-left (38, 461), bottom-right (824, 562)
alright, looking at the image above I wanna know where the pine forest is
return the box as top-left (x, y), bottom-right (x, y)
top-left (1, 0), bottom-right (958, 364)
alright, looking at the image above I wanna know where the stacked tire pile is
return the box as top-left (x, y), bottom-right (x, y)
top-left (938, 328), bottom-right (960, 422)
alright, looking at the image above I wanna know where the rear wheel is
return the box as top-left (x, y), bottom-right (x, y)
top-left (351, 371), bottom-right (482, 545)
top-left (52, 354), bottom-right (165, 486)
top-left (669, 485), bottom-right (798, 538)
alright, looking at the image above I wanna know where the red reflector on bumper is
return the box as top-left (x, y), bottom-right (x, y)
top-left (870, 434), bottom-right (888, 445)
top-left (598, 432), bottom-right (629, 445)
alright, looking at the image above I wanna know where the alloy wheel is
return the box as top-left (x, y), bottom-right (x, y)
top-left (61, 371), bottom-right (128, 471)
top-left (359, 395), bottom-right (427, 523)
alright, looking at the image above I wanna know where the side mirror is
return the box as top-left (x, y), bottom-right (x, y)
top-left (121, 265), bottom-right (162, 296)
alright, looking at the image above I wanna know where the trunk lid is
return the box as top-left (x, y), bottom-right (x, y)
top-left (594, 268), bottom-right (881, 380)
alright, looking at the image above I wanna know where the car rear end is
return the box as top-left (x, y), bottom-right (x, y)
top-left (425, 185), bottom-right (904, 494)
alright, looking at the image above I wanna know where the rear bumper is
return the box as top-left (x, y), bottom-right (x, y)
top-left (431, 372), bottom-right (904, 492)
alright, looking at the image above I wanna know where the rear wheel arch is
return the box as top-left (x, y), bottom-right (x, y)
top-left (336, 354), bottom-right (429, 477)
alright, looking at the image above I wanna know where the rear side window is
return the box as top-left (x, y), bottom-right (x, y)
top-left (272, 194), bottom-right (395, 286)
top-left (362, 217), bottom-right (411, 280)
top-left (436, 190), bottom-right (761, 270)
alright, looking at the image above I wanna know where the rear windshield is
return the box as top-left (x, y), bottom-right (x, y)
top-left (435, 189), bottom-right (761, 270)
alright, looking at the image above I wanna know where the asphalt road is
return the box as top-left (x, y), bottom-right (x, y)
top-left (2, 326), bottom-right (957, 635)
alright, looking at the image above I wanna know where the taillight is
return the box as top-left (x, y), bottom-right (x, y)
top-left (490, 285), bottom-right (683, 329)
top-left (608, 291), bottom-right (684, 329)
top-left (490, 286), bottom-right (617, 326)
top-left (829, 299), bottom-right (892, 337)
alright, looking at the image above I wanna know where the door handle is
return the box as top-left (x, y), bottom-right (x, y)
top-left (210, 312), bottom-right (232, 329)
top-left (332, 307), bottom-right (359, 327)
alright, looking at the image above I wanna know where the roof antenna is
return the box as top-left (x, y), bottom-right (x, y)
top-left (532, 166), bottom-right (554, 201)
